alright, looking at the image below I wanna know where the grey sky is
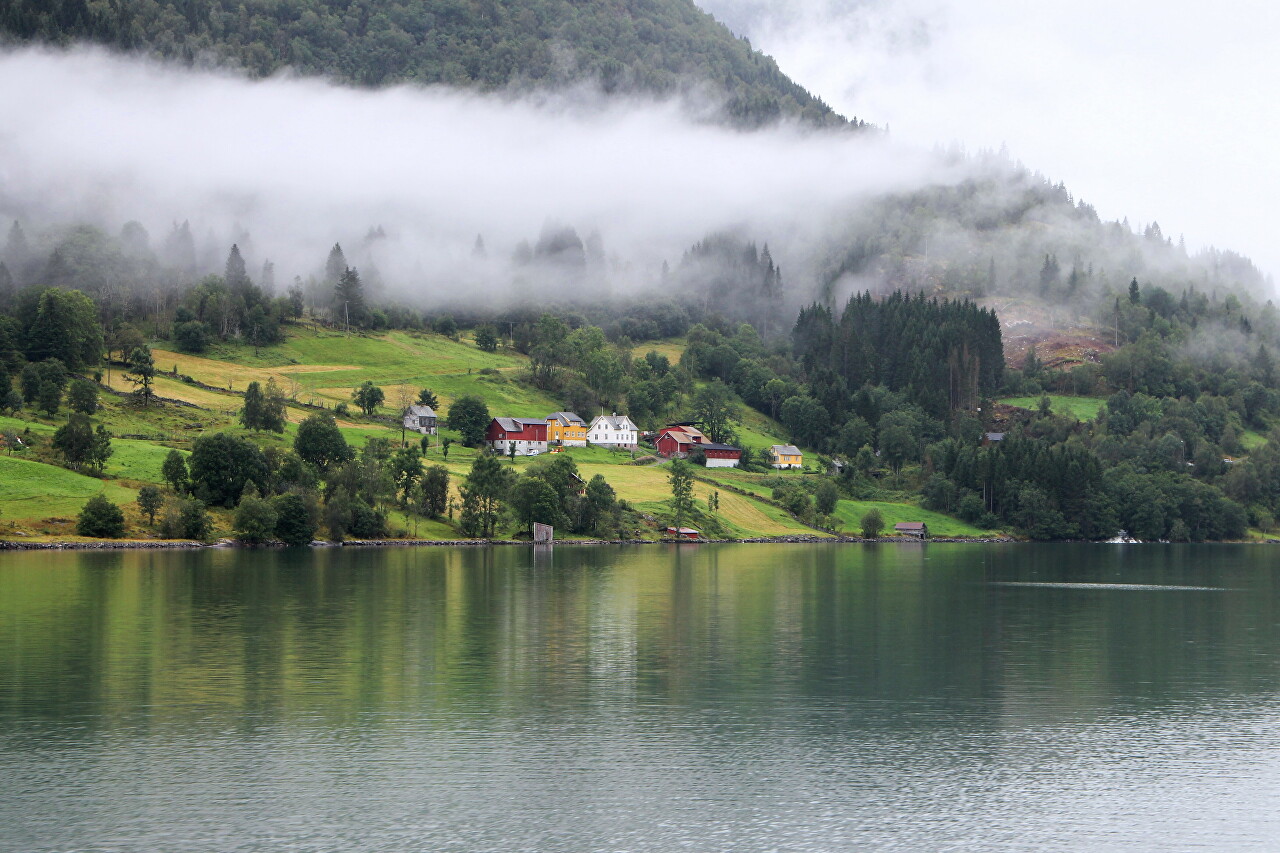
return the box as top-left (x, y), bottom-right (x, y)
top-left (697, 0), bottom-right (1280, 282)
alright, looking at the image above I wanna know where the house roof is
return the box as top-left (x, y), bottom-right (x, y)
top-left (700, 443), bottom-right (740, 453)
top-left (548, 412), bottom-right (586, 426)
top-left (666, 527), bottom-right (701, 535)
top-left (406, 405), bottom-right (436, 417)
top-left (658, 430), bottom-right (695, 445)
top-left (494, 417), bottom-right (545, 432)
top-left (985, 432), bottom-right (1005, 441)
top-left (771, 444), bottom-right (802, 456)
top-left (894, 522), bottom-right (927, 530)
top-left (592, 414), bottom-right (637, 430)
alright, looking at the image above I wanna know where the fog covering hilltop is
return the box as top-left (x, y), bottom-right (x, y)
top-left (0, 0), bottom-right (1272, 354)
top-left (0, 0), bottom-right (854, 130)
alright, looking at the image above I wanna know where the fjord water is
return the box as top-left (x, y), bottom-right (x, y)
top-left (3, 544), bottom-right (1279, 851)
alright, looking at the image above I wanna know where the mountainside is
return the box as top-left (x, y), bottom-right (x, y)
top-left (0, 0), bottom-right (853, 128)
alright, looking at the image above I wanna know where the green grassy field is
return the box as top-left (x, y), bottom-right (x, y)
top-left (0, 455), bottom-right (137, 527)
top-left (999, 395), bottom-right (1107, 421)
top-left (830, 500), bottom-right (997, 538)
top-left (103, 440), bottom-right (188, 483)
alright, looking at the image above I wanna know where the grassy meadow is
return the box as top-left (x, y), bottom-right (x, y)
top-left (0, 325), bottom-right (990, 543)
top-left (999, 394), bottom-right (1107, 421)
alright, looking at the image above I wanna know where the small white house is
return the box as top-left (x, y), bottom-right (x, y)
top-left (588, 413), bottom-right (639, 449)
top-left (403, 405), bottom-right (438, 435)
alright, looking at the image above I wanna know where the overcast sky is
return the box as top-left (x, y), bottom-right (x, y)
top-left (698, 0), bottom-right (1280, 282)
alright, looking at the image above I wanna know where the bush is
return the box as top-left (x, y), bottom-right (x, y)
top-left (174, 320), bottom-right (210, 353)
top-left (76, 494), bottom-right (125, 538)
top-left (860, 508), bottom-right (884, 539)
top-left (136, 485), bottom-right (163, 525)
top-left (160, 498), bottom-right (212, 541)
top-left (234, 488), bottom-right (278, 545)
top-left (273, 493), bottom-right (316, 546)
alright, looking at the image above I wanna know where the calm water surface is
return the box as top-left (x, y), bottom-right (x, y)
top-left (2, 543), bottom-right (1280, 851)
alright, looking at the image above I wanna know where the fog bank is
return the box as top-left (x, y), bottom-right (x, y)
top-left (0, 46), bottom-right (951, 298)
top-left (696, 0), bottom-right (1280, 282)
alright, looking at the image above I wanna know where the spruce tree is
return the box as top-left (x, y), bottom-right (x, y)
top-left (225, 243), bottom-right (250, 293)
top-left (240, 380), bottom-right (265, 430)
top-left (334, 267), bottom-right (366, 330)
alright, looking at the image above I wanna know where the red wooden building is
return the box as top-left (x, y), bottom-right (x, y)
top-left (485, 417), bottom-right (549, 456)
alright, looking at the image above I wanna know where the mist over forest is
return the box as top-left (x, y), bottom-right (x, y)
top-left (0, 44), bottom-right (1270, 344)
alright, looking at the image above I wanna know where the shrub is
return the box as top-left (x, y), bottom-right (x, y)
top-left (160, 498), bottom-right (212, 541)
top-left (273, 493), bottom-right (316, 546)
top-left (860, 508), bottom-right (884, 539)
top-left (76, 494), bottom-right (125, 538)
top-left (234, 487), bottom-right (278, 545)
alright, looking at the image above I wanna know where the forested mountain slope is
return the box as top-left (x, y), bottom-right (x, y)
top-left (0, 0), bottom-right (853, 128)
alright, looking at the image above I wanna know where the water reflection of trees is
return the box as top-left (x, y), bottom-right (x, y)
top-left (2, 545), bottom-right (1278, 729)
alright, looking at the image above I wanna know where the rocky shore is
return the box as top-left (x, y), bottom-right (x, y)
top-left (0, 534), bottom-right (1016, 551)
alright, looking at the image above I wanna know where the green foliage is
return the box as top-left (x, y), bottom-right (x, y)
top-left (76, 493), bottom-right (124, 538)
top-left (161, 449), bottom-right (189, 493)
top-left (52, 413), bottom-right (112, 472)
top-left (511, 477), bottom-right (566, 532)
top-left (294, 412), bottom-right (353, 473)
top-left (233, 486), bottom-right (278, 545)
top-left (689, 380), bottom-right (741, 445)
top-left (860, 508), bottom-right (884, 539)
top-left (814, 479), bottom-right (840, 516)
top-left (137, 484), bottom-right (163, 525)
top-left (416, 388), bottom-right (439, 409)
top-left (352, 380), bottom-right (384, 417)
top-left (25, 288), bottom-right (102, 370)
top-left (668, 458), bottom-right (695, 530)
top-left (416, 465), bottom-right (450, 519)
top-left (474, 325), bottom-right (499, 352)
top-left (0, 0), bottom-right (851, 130)
top-left (188, 432), bottom-right (268, 507)
top-left (273, 493), bottom-right (315, 546)
top-left (160, 497), bottom-right (212, 542)
top-left (459, 454), bottom-right (514, 538)
top-left (447, 395), bottom-right (490, 446)
top-left (67, 379), bottom-right (97, 415)
top-left (334, 267), bottom-right (368, 329)
top-left (174, 320), bottom-right (211, 353)
top-left (126, 345), bottom-right (157, 406)
top-left (793, 292), bottom-right (1004, 420)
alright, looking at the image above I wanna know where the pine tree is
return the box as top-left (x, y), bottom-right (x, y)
top-left (324, 243), bottom-right (347, 284)
top-left (225, 244), bottom-right (250, 292)
top-left (334, 267), bottom-right (366, 330)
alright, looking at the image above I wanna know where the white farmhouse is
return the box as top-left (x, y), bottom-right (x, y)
top-left (588, 413), bottom-right (639, 449)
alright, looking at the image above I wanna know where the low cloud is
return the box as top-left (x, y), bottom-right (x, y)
top-left (697, 0), bottom-right (1280, 282)
top-left (0, 45), bottom-right (956, 300)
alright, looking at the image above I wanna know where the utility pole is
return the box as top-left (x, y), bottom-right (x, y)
top-left (344, 300), bottom-right (350, 335)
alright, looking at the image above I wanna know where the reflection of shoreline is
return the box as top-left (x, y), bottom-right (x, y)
top-left (0, 535), bottom-right (1017, 552)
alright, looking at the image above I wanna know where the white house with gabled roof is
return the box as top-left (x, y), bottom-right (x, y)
top-left (588, 413), bottom-right (639, 449)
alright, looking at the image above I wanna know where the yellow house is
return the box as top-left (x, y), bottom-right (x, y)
top-left (770, 444), bottom-right (803, 469)
top-left (546, 412), bottom-right (588, 446)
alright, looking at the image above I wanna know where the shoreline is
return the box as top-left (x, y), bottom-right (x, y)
top-left (0, 534), bottom-right (1017, 552)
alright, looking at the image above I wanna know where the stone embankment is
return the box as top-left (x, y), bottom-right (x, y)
top-left (2, 535), bottom-right (1014, 551)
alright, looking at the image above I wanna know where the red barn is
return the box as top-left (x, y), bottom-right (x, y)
top-left (485, 417), bottom-right (549, 456)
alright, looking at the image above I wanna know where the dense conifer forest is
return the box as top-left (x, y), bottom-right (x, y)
top-left (0, 0), bottom-right (854, 128)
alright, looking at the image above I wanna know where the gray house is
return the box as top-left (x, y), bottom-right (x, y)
top-left (403, 405), bottom-right (438, 435)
